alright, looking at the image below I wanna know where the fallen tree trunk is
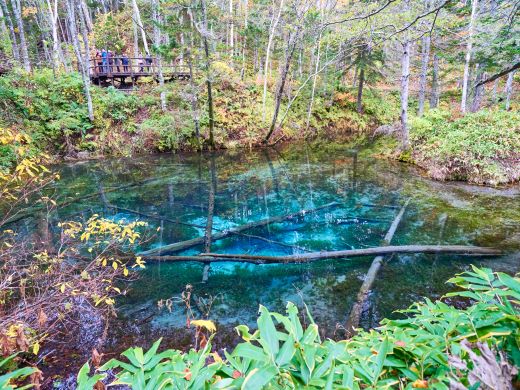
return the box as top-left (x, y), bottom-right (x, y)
top-left (142, 245), bottom-right (501, 263)
top-left (345, 198), bottom-right (410, 335)
top-left (138, 202), bottom-right (340, 256)
top-left (109, 205), bottom-right (310, 253)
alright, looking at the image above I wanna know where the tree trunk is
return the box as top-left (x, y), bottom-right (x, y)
top-left (470, 64), bottom-right (484, 112)
top-left (345, 199), bottom-right (410, 334)
top-left (356, 68), bottom-right (365, 114)
top-left (240, 0), bottom-right (248, 79)
top-left (132, 0), bottom-right (149, 54)
top-left (80, 0), bottom-right (93, 32)
top-left (146, 245), bottom-right (501, 263)
top-left (45, 0), bottom-right (61, 71)
top-left (430, 52), bottom-right (440, 108)
top-left (151, 0), bottom-right (166, 111)
top-left (264, 30), bottom-right (299, 144)
top-left (202, 155), bottom-right (217, 282)
top-left (228, 0), bottom-right (234, 63)
top-left (418, 35), bottom-right (431, 116)
top-left (187, 46), bottom-right (200, 146)
top-left (306, 32), bottom-right (321, 130)
top-left (461, 0), bottom-right (479, 113)
top-left (200, 0), bottom-right (215, 149)
top-left (138, 202), bottom-right (340, 256)
top-left (65, 0), bottom-right (93, 121)
top-left (11, 0), bottom-right (31, 71)
top-left (0, 0), bottom-right (19, 62)
top-left (400, 39), bottom-right (411, 149)
top-left (132, 10), bottom-right (139, 58)
top-left (262, 0), bottom-right (284, 121)
top-left (504, 70), bottom-right (515, 110)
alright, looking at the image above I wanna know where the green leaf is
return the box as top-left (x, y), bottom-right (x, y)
top-left (233, 343), bottom-right (267, 361)
top-left (241, 365), bottom-right (277, 390)
top-left (276, 335), bottom-right (296, 366)
top-left (257, 305), bottom-right (280, 357)
top-left (497, 273), bottom-right (520, 294)
top-left (373, 336), bottom-right (391, 382)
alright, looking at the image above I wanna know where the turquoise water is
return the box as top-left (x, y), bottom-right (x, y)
top-left (13, 143), bottom-right (520, 350)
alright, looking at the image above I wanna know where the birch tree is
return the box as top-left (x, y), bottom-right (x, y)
top-left (262, 0), bottom-right (284, 121)
top-left (0, 2), bottom-right (20, 63)
top-left (417, 34), bottom-right (430, 115)
top-left (151, 0), bottom-right (166, 111)
top-left (64, 0), bottom-right (93, 121)
top-left (504, 70), bottom-right (515, 110)
top-left (430, 52), bottom-right (440, 108)
top-left (132, 0), bottom-right (149, 54)
top-left (11, 0), bottom-right (31, 71)
top-left (461, 0), bottom-right (479, 113)
top-left (400, 39), bottom-right (411, 149)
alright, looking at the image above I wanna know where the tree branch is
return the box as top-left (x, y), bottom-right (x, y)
top-left (474, 62), bottom-right (520, 87)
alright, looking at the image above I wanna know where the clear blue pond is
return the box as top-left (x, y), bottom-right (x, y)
top-left (14, 143), bottom-right (520, 349)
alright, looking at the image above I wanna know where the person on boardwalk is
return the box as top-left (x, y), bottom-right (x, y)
top-left (114, 53), bottom-right (121, 73)
top-left (145, 52), bottom-right (152, 72)
top-left (108, 50), bottom-right (114, 73)
top-left (122, 53), bottom-right (129, 72)
top-left (95, 51), bottom-right (102, 74)
top-left (101, 49), bottom-right (108, 73)
top-left (138, 52), bottom-right (144, 72)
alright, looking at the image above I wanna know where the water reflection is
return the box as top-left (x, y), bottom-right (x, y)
top-left (9, 143), bottom-right (520, 347)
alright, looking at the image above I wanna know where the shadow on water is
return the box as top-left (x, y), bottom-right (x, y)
top-left (9, 142), bottom-right (520, 365)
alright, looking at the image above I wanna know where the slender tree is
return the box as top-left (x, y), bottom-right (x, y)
top-left (400, 39), bottom-right (411, 149)
top-left (11, 0), bottom-right (31, 71)
top-left (64, 0), bottom-right (94, 121)
top-left (418, 34), bottom-right (431, 115)
top-left (461, 0), bottom-right (479, 113)
top-left (262, 0), bottom-right (284, 121)
top-left (151, 0), bottom-right (166, 111)
top-left (430, 52), bottom-right (440, 108)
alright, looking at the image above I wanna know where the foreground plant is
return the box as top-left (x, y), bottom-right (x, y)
top-left (78, 266), bottom-right (519, 389)
top-left (0, 127), bottom-right (152, 387)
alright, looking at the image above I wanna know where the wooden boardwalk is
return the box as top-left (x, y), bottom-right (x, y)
top-left (89, 57), bottom-right (190, 88)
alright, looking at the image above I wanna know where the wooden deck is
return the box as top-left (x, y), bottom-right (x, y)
top-left (89, 56), bottom-right (190, 88)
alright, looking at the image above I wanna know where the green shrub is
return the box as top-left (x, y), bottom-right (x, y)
top-left (409, 109), bottom-right (520, 185)
top-left (138, 113), bottom-right (195, 152)
top-left (77, 266), bottom-right (519, 389)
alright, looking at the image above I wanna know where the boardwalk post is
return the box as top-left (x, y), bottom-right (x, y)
top-left (130, 57), bottom-right (135, 88)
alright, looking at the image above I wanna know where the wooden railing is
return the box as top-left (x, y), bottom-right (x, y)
top-left (89, 57), bottom-right (189, 78)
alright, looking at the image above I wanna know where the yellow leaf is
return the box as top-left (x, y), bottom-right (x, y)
top-left (412, 380), bottom-right (428, 389)
top-left (60, 284), bottom-right (65, 293)
top-left (33, 342), bottom-right (40, 355)
top-left (112, 261), bottom-right (118, 270)
top-left (191, 319), bottom-right (217, 333)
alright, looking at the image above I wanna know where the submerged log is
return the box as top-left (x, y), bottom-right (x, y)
top-left (137, 202), bottom-right (340, 256)
top-left (142, 245), bottom-right (501, 263)
top-left (345, 198), bottom-right (410, 335)
top-left (108, 204), bottom-right (310, 252)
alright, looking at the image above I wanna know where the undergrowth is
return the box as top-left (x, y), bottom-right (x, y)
top-left (0, 68), bottom-right (398, 170)
top-left (369, 108), bottom-right (520, 186)
top-left (58, 266), bottom-right (520, 389)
